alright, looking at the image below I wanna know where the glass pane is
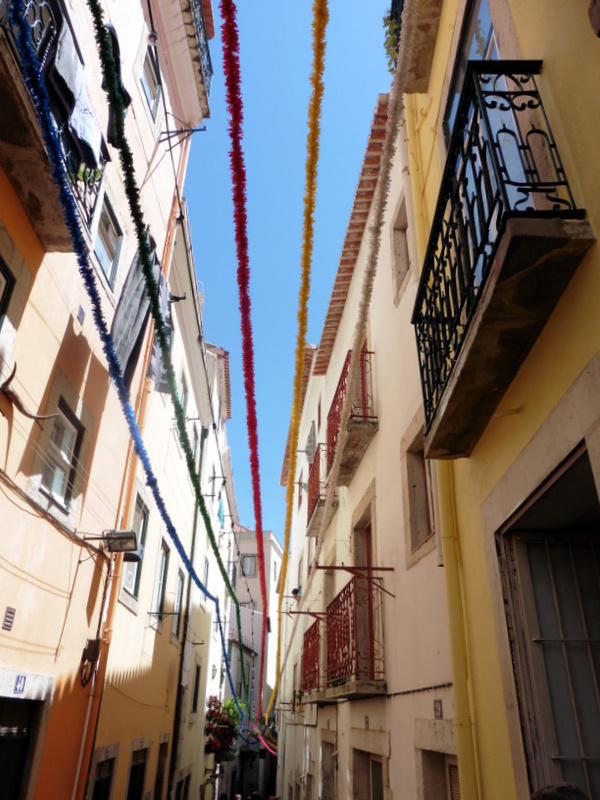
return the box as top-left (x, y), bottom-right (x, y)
top-left (51, 413), bottom-right (77, 460)
top-left (444, 0), bottom-right (499, 140)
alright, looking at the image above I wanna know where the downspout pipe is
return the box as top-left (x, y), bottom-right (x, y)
top-left (436, 460), bottom-right (480, 800)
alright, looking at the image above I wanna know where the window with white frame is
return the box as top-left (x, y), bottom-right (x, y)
top-left (152, 540), bottom-right (169, 623)
top-left (180, 372), bottom-right (188, 416)
top-left (242, 554), bottom-right (256, 577)
top-left (140, 46), bottom-right (161, 119)
top-left (171, 569), bottom-right (185, 639)
top-left (41, 401), bottom-right (83, 507)
top-left (122, 495), bottom-right (148, 599)
top-left (191, 423), bottom-right (199, 465)
top-left (93, 197), bottom-right (123, 288)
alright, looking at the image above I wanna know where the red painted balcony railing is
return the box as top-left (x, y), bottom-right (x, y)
top-left (301, 619), bottom-right (321, 694)
top-left (327, 350), bottom-right (376, 474)
top-left (326, 576), bottom-right (384, 687)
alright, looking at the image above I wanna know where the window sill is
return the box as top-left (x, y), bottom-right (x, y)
top-left (118, 586), bottom-right (140, 615)
top-left (39, 485), bottom-right (70, 514)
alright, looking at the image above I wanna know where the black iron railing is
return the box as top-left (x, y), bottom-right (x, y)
top-left (190, 0), bottom-right (213, 99)
top-left (0, 0), bottom-right (105, 230)
top-left (412, 61), bottom-right (585, 431)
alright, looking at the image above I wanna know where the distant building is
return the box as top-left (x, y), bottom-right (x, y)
top-left (221, 524), bottom-right (282, 800)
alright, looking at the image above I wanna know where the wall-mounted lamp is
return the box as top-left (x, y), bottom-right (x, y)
top-left (82, 530), bottom-right (140, 561)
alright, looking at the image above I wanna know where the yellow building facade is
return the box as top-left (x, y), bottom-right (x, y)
top-left (0, 1), bottom-right (232, 799)
top-left (398, 1), bottom-right (600, 798)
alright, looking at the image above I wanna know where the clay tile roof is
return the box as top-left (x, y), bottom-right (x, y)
top-left (313, 94), bottom-right (389, 376)
top-left (201, 0), bottom-right (215, 39)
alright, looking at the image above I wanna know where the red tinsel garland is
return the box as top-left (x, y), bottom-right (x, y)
top-left (219, 0), bottom-right (268, 718)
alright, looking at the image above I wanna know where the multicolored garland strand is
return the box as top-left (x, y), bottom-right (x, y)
top-left (219, 0), bottom-right (269, 718)
top-left (8, 0), bottom-right (245, 718)
top-left (278, 70), bottom-right (405, 694)
top-left (264, 0), bottom-right (329, 721)
top-left (84, 0), bottom-right (251, 710)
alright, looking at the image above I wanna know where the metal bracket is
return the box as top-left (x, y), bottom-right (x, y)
top-left (315, 564), bottom-right (395, 598)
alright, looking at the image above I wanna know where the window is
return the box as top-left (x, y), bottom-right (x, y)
top-left (123, 496), bottom-right (148, 599)
top-left (191, 664), bottom-right (201, 712)
top-left (447, 759), bottom-right (461, 800)
top-left (203, 556), bottom-right (209, 588)
top-left (402, 416), bottom-right (435, 564)
top-left (172, 570), bottom-right (184, 639)
top-left (273, 560), bottom-right (278, 583)
top-left (0, 255), bottom-right (15, 320)
top-left (153, 742), bottom-right (168, 800)
top-left (91, 758), bottom-right (115, 800)
top-left (392, 198), bottom-right (410, 299)
top-left (298, 470), bottom-right (303, 509)
top-left (41, 401), bottom-right (83, 507)
top-left (499, 450), bottom-right (600, 797)
top-left (140, 46), bottom-right (161, 119)
top-left (353, 750), bottom-right (389, 800)
top-left (94, 198), bottom-right (122, 288)
top-left (443, 0), bottom-right (498, 143)
top-left (371, 758), bottom-right (384, 800)
top-left (191, 423), bottom-right (199, 465)
top-left (126, 748), bottom-right (148, 800)
top-left (242, 555), bottom-right (256, 577)
top-left (152, 540), bottom-right (169, 623)
top-left (174, 775), bottom-right (190, 800)
top-left (179, 373), bottom-right (188, 416)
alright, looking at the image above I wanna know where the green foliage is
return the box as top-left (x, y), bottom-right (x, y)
top-left (383, 13), bottom-right (400, 74)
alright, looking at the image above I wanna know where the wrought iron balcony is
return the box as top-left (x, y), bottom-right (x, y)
top-left (301, 619), bottom-right (322, 696)
top-left (306, 444), bottom-right (338, 536)
top-left (412, 61), bottom-right (594, 458)
top-left (0, 0), bottom-right (105, 250)
top-left (190, 0), bottom-right (213, 99)
top-left (325, 576), bottom-right (385, 700)
top-left (327, 349), bottom-right (377, 486)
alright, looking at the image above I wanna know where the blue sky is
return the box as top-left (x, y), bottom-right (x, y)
top-left (185, 1), bottom-right (392, 542)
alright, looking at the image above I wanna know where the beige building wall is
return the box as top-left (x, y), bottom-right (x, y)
top-left (277, 95), bottom-right (454, 800)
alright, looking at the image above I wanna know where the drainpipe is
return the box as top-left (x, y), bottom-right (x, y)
top-left (73, 377), bottom-right (154, 800)
top-left (436, 460), bottom-right (480, 800)
top-left (73, 125), bottom-right (191, 799)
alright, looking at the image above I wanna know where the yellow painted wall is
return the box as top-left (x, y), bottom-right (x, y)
top-left (405, 2), bottom-right (600, 799)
